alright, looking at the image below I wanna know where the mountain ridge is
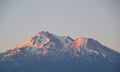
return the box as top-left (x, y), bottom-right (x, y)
top-left (0, 31), bottom-right (120, 72)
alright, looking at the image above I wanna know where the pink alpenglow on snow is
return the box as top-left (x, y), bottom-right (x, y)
top-left (70, 38), bottom-right (84, 48)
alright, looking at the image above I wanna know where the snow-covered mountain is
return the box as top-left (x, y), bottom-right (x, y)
top-left (0, 31), bottom-right (120, 72)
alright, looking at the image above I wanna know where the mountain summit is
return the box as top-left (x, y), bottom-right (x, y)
top-left (0, 31), bottom-right (120, 72)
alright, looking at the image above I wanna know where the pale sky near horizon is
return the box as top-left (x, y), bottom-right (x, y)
top-left (0, 0), bottom-right (120, 52)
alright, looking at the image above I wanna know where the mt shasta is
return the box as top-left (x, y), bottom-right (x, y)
top-left (0, 31), bottom-right (120, 72)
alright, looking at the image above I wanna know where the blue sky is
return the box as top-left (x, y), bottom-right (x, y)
top-left (0, 0), bottom-right (120, 52)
